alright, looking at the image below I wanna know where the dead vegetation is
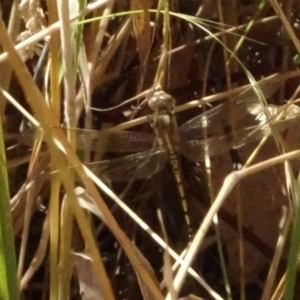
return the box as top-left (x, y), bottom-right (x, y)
top-left (1, 0), bottom-right (300, 299)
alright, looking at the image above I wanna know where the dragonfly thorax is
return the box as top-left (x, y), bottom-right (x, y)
top-left (154, 114), bottom-right (173, 134)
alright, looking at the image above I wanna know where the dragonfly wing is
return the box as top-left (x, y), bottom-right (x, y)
top-left (179, 103), bottom-right (231, 140)
top-left (179, 80), bottom-right (282, 140)
top-left (88, 149), bottom-right (168, 181)
top-left (8, 128), bottom-right (155, 154)
top-left (180, 124), bottom-right (274, 161)
top-left (76, 130), bottom-right (154, 152)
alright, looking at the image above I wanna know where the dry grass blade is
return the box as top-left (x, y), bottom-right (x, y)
top-left (2, 1), bottom-right (300, 299)
top-left (0, 11), bottom-right (163, 300)
top-left (20, 212), bottom-right (50, 290)
top-left (84, 167), bottom-right (223, 300)
top-left (0, 1), bottom-right (108, 64)
top-left (168, 148), bottom-right (300, 298)
top-left (130, 0), bottom-right (151, 72)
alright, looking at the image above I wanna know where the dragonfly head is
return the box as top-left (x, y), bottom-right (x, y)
top-left (148, 88), bottom-right (175, 112)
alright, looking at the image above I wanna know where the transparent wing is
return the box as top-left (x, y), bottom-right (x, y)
top-left (180, 125), bottom-right (267, 161)
top-left (87, 149), bottom-right (168, 181)
top-left (6, 129), bottom-right (155, 153)
top-left (179, 80), bottom-right (281, 141)
top-left (76, 129), bottom-right (155, 152)
top-left (180, 118), bottom-right (293, 162)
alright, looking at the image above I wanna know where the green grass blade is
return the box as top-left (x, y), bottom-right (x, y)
top-left (0, 115), bottom-right (19, 300)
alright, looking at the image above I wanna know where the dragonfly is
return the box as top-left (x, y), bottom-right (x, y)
top-left (81, 80), bottom-right (295, 180)
top-left (6, 80), bottom-right (297, 236)
top-left (80, 81), bottom-right (296, 237)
